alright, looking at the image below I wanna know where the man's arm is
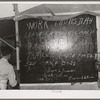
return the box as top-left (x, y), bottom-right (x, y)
top-left (8, 65), bottom-right (19, 89)
top-left (12, 82), bottom-right (19, 89)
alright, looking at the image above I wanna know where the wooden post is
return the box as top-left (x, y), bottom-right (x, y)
top-left (13, 4), bottom-right (20, 70)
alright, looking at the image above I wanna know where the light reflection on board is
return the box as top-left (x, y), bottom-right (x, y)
top-left (46, 38), bottom-right (72, 52)
top-left (45, 31), bottom-right (73, 54)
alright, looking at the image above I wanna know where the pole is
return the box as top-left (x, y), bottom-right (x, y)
top-left (0, 38), bottom-right (16, 50)
top-left (13, 4), bottom-right (20, 70)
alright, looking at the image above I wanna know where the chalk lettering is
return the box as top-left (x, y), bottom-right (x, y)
top-left (44, 21), bottom-right (48, 29)
top-left (27, 20), bottom-right (48, 30)
top-left (63, 20), bottom-right (68, 25)
top-left (38, 20), bottom-right (43, 29)
top-left (27, 22), bottom-right (33, 30)
top-left (71, 18), bottom-right (77, 24)
top-left (89, 18), bottom-right (93, 24)
top-left (68, 19), bottom-right (72, 24)
top-left (83, 17), bottom-right (89, 25)
top-left (77, 18), bottom-right (84, 25)
top-left (59, 21), bottom-right (64, 26)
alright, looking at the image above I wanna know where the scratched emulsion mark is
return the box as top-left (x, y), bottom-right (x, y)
top-left (19, 14), bottom-right (98, 83)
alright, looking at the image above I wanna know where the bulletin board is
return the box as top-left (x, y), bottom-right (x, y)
top-left (19, 14), bottom-right (98, 83)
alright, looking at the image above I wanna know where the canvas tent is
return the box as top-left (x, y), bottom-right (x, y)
top-left (14, 4), bottom-right (100, 21)
top-left (17, 4), bottom-right (100, 15)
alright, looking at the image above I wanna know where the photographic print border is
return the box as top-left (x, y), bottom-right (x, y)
top-left (0, 0), bottom-right (100, 99)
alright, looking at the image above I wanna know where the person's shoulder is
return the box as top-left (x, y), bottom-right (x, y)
top-left (7, 63), bottom-right (14, 71)
top-left (0, 58), bottom-right (4, 62)
top-left (8, 63), bottom-right (13, 68)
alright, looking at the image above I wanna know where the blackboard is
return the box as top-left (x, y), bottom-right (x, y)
top-left (19, 14), bottom-right (98, 83)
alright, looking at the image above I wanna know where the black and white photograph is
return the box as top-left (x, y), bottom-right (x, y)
top-left (0, 2), bottom-right (100, 96)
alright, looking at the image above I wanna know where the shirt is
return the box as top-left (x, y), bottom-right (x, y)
top-left (0, 58), bottom-right (17, 89)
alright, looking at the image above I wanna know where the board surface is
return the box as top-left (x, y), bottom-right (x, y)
top-left (19, 14), bottom-right (98, 83)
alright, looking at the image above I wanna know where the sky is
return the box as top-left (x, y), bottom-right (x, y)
top-left (0, 3), bottom-right (41, 18)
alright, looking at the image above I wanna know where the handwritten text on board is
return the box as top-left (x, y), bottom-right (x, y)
top-left (19, 14), bottom-right (98, 83)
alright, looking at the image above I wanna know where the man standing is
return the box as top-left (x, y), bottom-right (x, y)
top-left (0, 46), bottom-right (19, 89)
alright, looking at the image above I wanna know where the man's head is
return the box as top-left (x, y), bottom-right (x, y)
top-left (1, 46), bottom-right (12, 60)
